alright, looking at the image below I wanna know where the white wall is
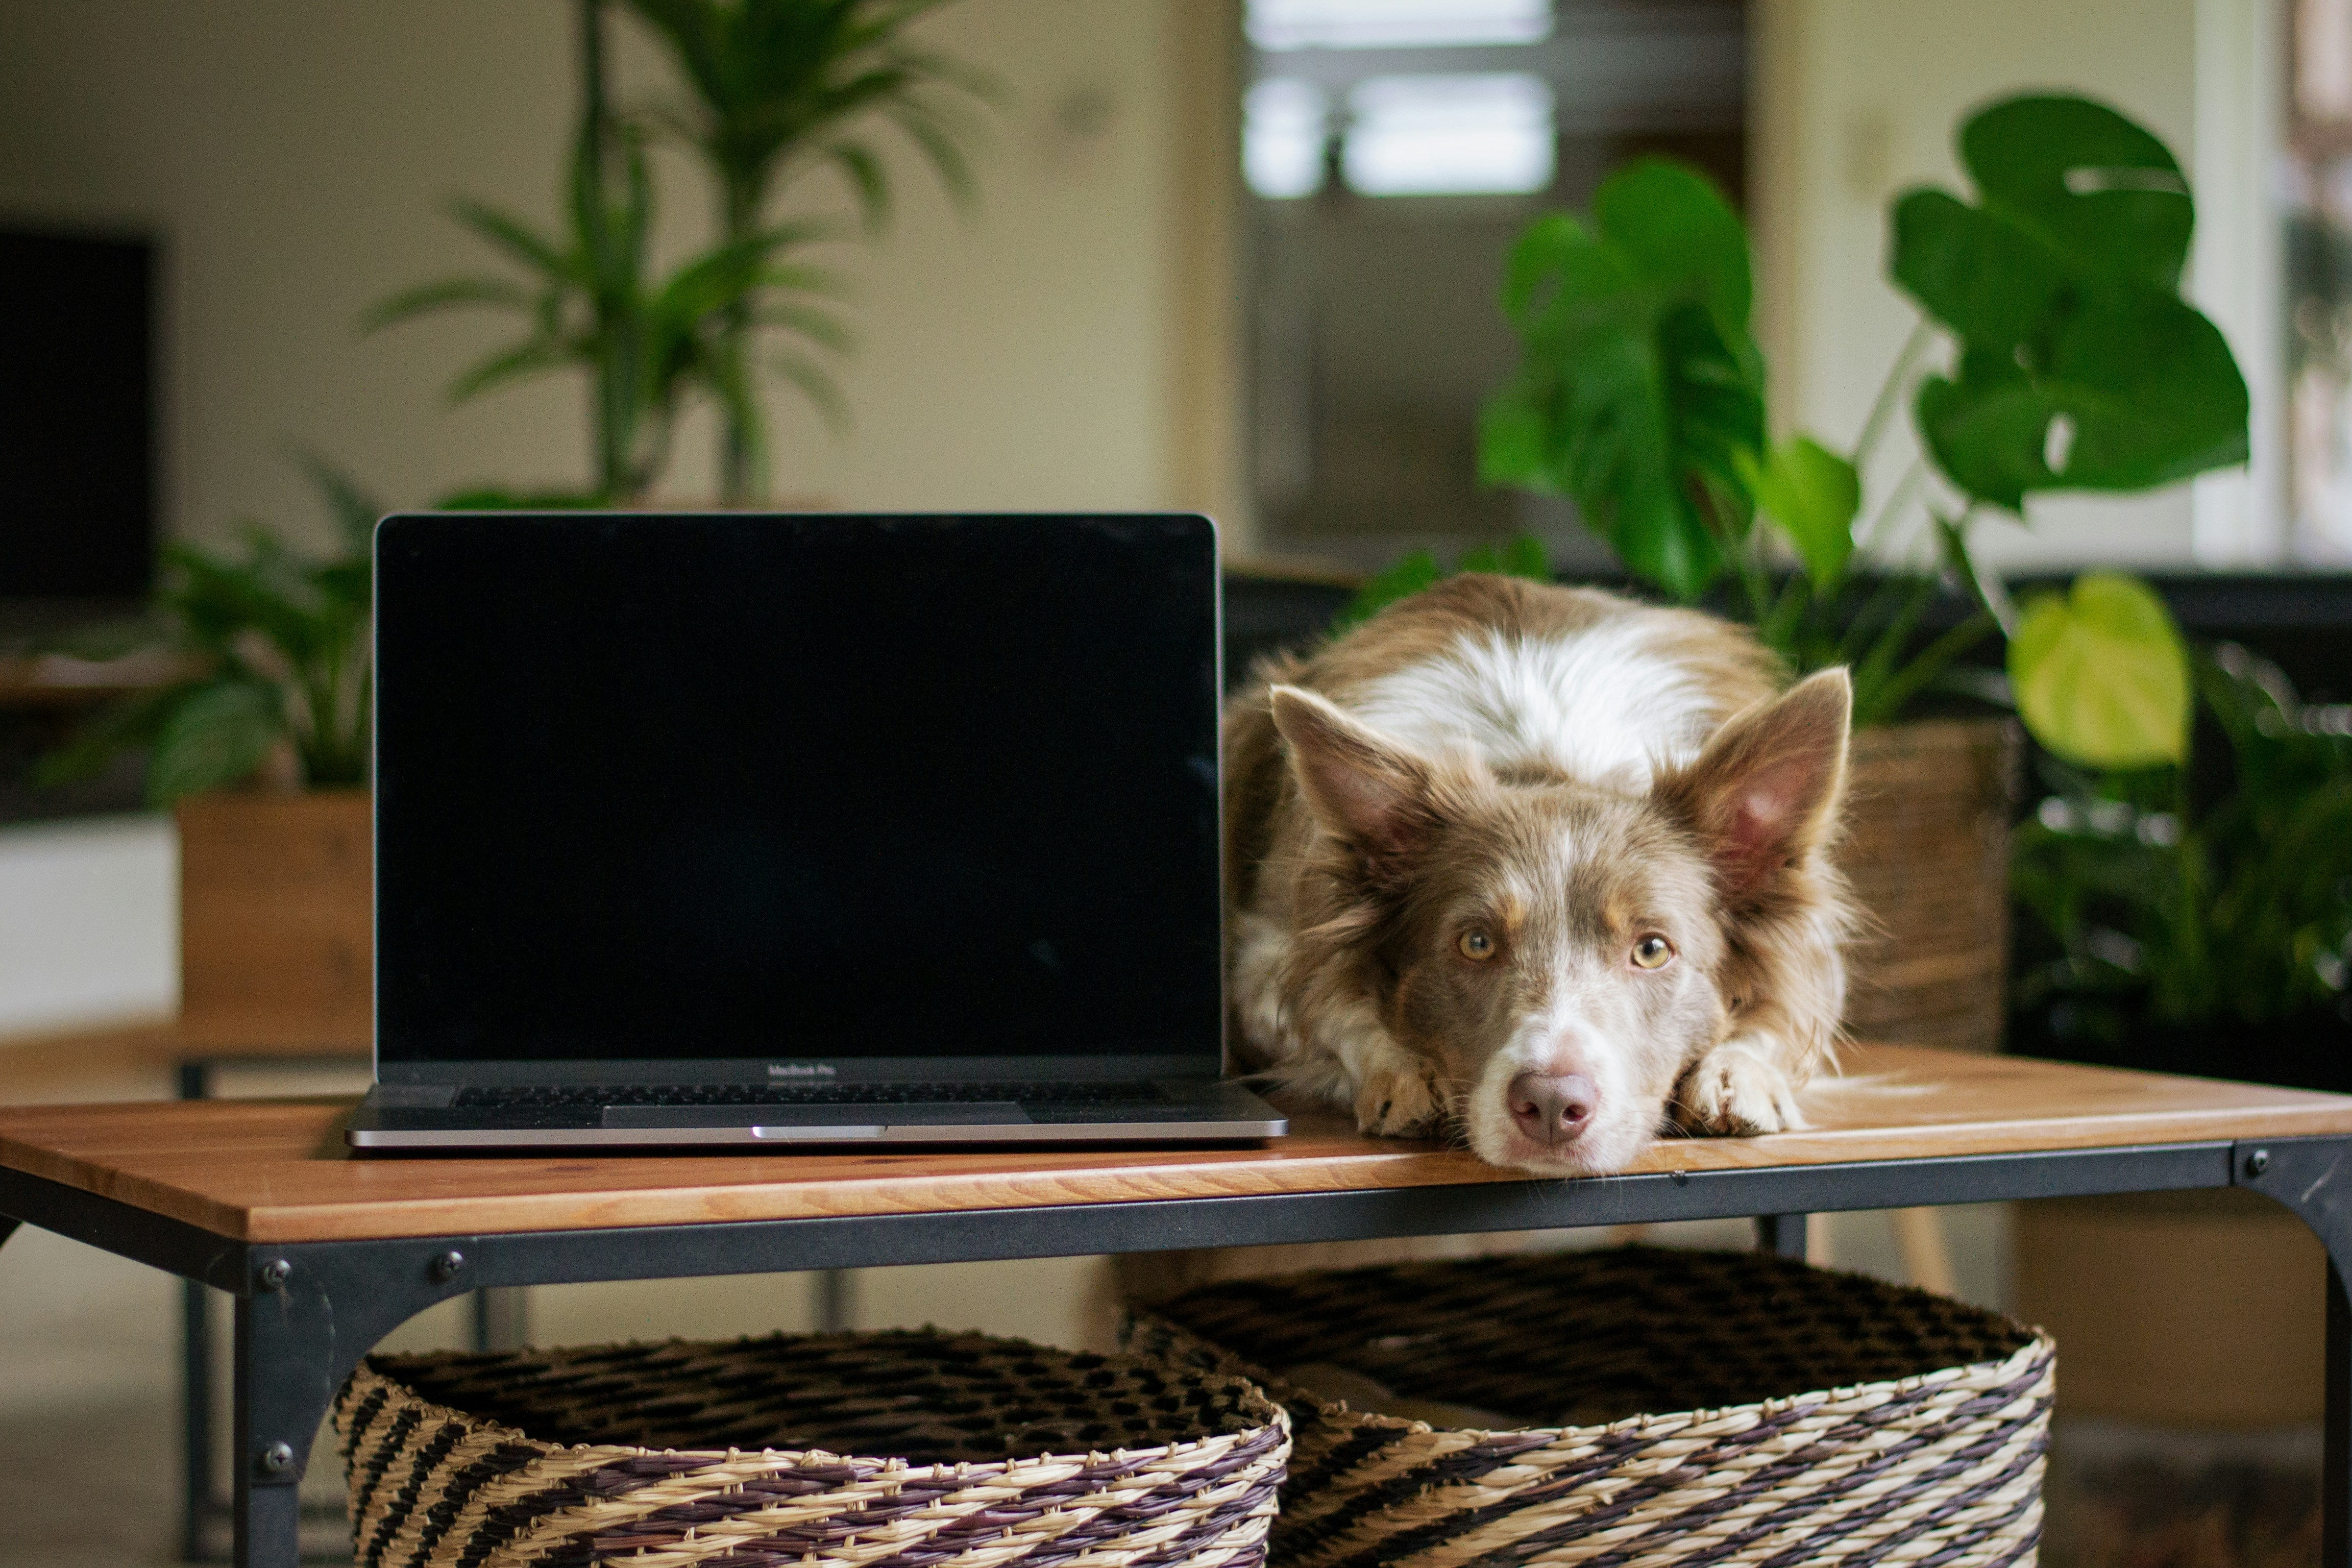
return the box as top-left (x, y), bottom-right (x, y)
top-left (0, 817), bottom-right (174, 1039)
top-left (0, 0), bottom-right (1191, 556)
top-left (1752, 0), bottom-right (2276, 573)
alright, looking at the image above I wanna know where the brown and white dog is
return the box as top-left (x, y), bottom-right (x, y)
top-left (1223, 574), bottom-right (1854, 1175)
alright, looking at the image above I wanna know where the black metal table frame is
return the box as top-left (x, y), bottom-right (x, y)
top-left (172, 1059), bottom-right (528, 1562)
top-left (3, 1133), bottom-right (2349, 1568)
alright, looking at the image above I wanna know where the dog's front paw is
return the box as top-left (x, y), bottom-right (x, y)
top-left (1674, 1041), bottom-right (1801, 1136)
top-left (1354, 1055), bottom-right (1444, 1137)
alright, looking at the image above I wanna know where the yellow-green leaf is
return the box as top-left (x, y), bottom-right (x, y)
top-left (2008, 572), bottom-right (2189, 768)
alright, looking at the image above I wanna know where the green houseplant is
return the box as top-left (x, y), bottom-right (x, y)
top-left (2012, 644), bottom-right (2352, 1085)
top-left (1339, 93), bottom-right (2249, 1054)
top-left (1471, 94), bottom-right (2245, 768)
top-left (374, 0), bottom-right (991, 507)
top-left (38, 460), bottom-right (378, 805)
top-left (38, 461), bottom-right (384, 1050)
top-left (622, 0), bottom-right (994, 501)
top-left (369, 0), bottom-right (856, 506)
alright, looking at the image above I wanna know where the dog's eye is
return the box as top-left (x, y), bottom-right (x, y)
top-left (1457, 928), bottom-right (1497, 962)
top-left (1631, 934), bottom-right (1675, 969)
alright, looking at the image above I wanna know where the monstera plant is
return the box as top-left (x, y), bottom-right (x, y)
top-left (1472, 93), bottom-right (2246, 768)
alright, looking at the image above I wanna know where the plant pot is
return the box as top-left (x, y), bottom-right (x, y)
top-left (175, 789), bottom-right (372, 1050)
top-left (1840, 718), bottom-right (2022, 1052)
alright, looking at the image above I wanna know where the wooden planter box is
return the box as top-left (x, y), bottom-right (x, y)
top-left (175, 790), bottom-right (372, 1051)
top-left (1841, 718), bottom-right (2022, 1053)
top-left (2017, 1189), bottom-right (2323, 1425)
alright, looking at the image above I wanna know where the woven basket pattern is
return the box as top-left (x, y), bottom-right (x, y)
top-left (333, 1329), bottom-right (1289, 1568)
top-left (1125, 1247), bottom-right (2054, 1568)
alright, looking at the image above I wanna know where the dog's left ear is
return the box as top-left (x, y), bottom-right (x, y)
top-left (1656, 668), bottom-right (1851, 902)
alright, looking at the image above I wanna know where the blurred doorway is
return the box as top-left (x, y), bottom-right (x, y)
top-left (1238, 0), bottom-right (1748, 571)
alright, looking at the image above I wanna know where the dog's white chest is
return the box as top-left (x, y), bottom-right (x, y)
top-left (1346, 622), bottom-right (1723, 790)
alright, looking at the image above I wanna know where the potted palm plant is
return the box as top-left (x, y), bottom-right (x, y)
top-left (1449, 92), bottom-right (2245, 1051)
top-left (620, 0), bottom-right (993, 501)
top-left (374, 0), bottom-right (991, 507)
top-left (367, 0), bottom-right (874, 506)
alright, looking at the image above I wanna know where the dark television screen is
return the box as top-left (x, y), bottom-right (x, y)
top-left (0, 228), bottom-right (157, 601)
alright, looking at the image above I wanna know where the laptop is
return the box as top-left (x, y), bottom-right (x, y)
top-left (346, 511), bottom-right (1285, 1150)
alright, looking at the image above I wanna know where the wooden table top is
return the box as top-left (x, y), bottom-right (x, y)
top-left (1, 1044), bottom-right (2346, 1245)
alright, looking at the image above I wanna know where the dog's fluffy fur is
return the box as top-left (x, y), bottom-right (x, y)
top-left (1224, 574), bottom-right (1854, 1174)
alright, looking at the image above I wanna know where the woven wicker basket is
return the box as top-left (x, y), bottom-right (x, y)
top-left (1126, 1247), bottom-right (2054, 1568)
top-left (332, 1328), bottom-right (1290, 1568)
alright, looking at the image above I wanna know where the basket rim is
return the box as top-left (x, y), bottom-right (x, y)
top-left (1132, 1248), bottom-right (2055, 1440)
top-left (1139, 1321), bottom-right (2055, 1440)
top-left (346, 1326), bottom-right (1291, 1475)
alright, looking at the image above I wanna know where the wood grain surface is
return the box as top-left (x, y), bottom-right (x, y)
top-left (1, 1044), bottom-right (2345, 1244)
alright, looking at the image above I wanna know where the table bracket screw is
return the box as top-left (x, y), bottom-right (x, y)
top-left (255, 1258), bottom-right (291, 1292)
top-left (258, 1441), bottom-right (295, 1476)
top-left (430, 1249), bottom-right (468, 1283)
top-left (2245, 1148), bottom-right (2271, 1178)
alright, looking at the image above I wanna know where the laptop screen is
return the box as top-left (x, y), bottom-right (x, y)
top-left (374, 512), bottom-right (1223, 1071)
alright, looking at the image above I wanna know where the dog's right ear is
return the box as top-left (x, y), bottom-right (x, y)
top-left (1268, 685), bottom-right (1442, 876)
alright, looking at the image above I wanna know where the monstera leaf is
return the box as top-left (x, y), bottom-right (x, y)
top-left (1480, 159), bottom-right (1765, 601)
top-left (1738, 435), bottom-right (1860, 589)
top-left (1891, 95), bottom-right (2248, 511)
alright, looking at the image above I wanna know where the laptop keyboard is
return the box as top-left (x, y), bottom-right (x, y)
top-left (453, 1081), bottom-right (1168, 1112)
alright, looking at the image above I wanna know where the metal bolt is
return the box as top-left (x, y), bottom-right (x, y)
top-left (2246, 1148), bottom-right (2271, 1178)
top-left (256, 1258), bottom-right (291, 1291)
top-left (430, 1249), bottom-right (467, 1283)
top-left (259, 1441), bottom-right (295, 1475)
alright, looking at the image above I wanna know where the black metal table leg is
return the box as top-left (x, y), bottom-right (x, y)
top-left (229, 1250), bottom-right (365, 1568)
top-left (183, 1268), bottom-right (215, 1559)
top-left (815, 1268), bottom-right (855, 1331)
top-left (2329, 1264), bottom-right (2349, 1568)
top-left (231, 1292), bottom-right (306, 1567)
top-left (1752, 1213), bottom-right (1807, 1259)
top-left (2235, 1138), bottom-right (2352, 1568)
top-left (178, 1060), bottom-right (216, 1561)
top-left (224, 1238), bottom-right (519, 1567)
top-left (469, 1285), bottom-right (530, 1351)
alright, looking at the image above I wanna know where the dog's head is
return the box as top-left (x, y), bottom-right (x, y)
top-left (1268, 668), bottom-right (1850, 1174)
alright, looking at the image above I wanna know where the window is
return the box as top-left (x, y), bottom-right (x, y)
top-left (2288, 0), bottom-right (2352, 561)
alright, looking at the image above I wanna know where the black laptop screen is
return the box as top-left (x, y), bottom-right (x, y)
top-left (373, 513), bottom-right (1222, 1067)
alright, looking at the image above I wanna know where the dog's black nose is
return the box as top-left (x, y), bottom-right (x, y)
top-left (1507, 1071), bottom-right (1598, 1145)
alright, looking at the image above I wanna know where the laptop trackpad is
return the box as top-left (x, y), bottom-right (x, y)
top-left (602, 1104), bottom-right (1032, 1131)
